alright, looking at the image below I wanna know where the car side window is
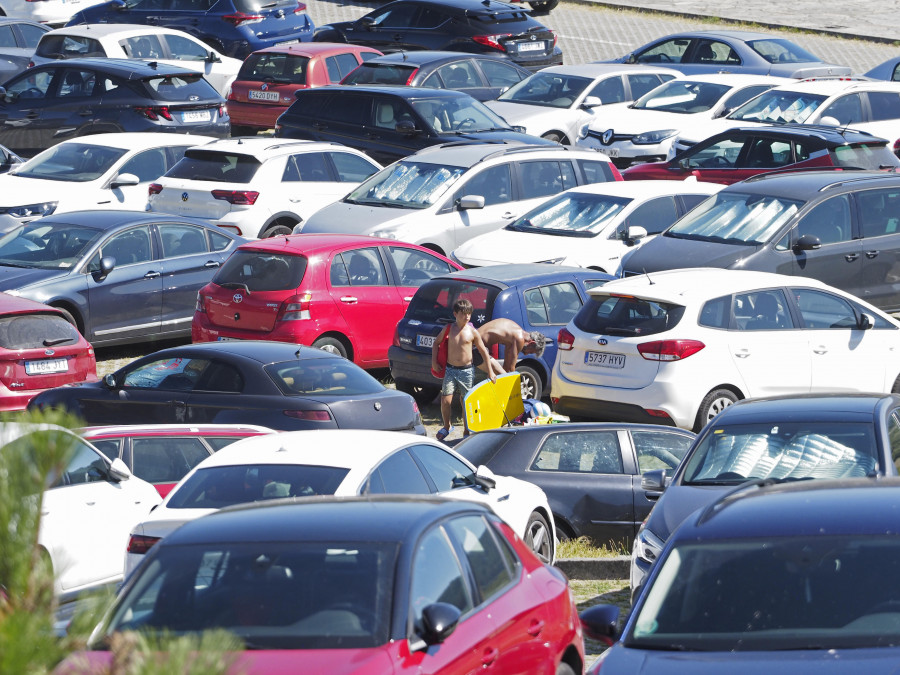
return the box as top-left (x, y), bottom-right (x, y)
top-left (123, 357), bottom-right (211, 390)
top-left (414, 6), bottom-right (446, 28)
top-left (866, 92), bottom-right (900, 122)
top-left (579, 159), bottom-right (617, 184)
top-left (59, 441), bottom-right (110, 486)
top-left (636, 38), bottom-right (689, 64)
top-left (408, 444), bottom-right (475, 491)
top-left (796, 195), bottom-right (852, 245)
top-left (330, 152), bottom-right (379, 183)
top-left (333, 247), bottom-right (387, 286)
top-left (329, 94), bottom-right (370, 126)
top-left (89, 438), bottom-right (122, 462)
top-left (698, 295), bottom-right (731, 329)
top-left (0, 25), bottom-right (16, 48)
top-left (365, 449), bottom-right (431, 494)
top-left (122, 34), bottom-right (164, 59)
top-left (325, 53), bottom-right (359, 81)
top-left (284, 152), bottom-right (331, 182)
top-left (740, 138), bottom-right (791, 168)
top-left (893, 64), bottom-right (900, 82)
top-left (628, 73), bottom-right (672, 98)
top-left (7, 68), bottom-right (54, 100)
top-left (132, 437), bottom-right (210, 484)
top-left (890, 411), bottom-right (900, 472)
top-left (531, 431), bottom-right (623, 474)
top-left (372, 98), bottom-right (415, 130)
top-left (164, 34), bottom-right (208, 61)
top-left (620, 196), bottom-right (678, 236)
top-left (856, 188), bottom-right (900, 239)
top-left (18, 24), bottom-right (46, 48)
top-left (792, 288), bottom-right (858, 329)
top-left (445, 515), bottom-right (516, 603)
top-left (632, 431), bottom-right (693, 472)
top-left (209, 230), bottom-right (231, 252)
top-left (159, 223), bottom-right (209, 257)
top-left (436, 61), bottom-right (480, 89)
top-left (369, 4), bottom-right (418, 27)
top-left (409, 525), bottom-right (473, 630)
top-left (821, 94), bottom-right (864, 125)
top-left (733, 289), bottom-right (792, 330)
top-left (479, 59), bottom-right (525, 88)
top-left (520, 160), bottom-right (576, 199)
top-left (587, 76), bottom-right (625, 104)
top-left (525, 282), bottom-right (582, 326)
top-left (91, 225), bottom-right (153, 270)
top-left (691, 39), bottom-right (739, 64)
top-left (389, 246), bottom-right (452, 287)
top-left (722, 85), bottom-right (772, 111)
top-left (119, 148), bottom-right (168, 182)
top-left (456, 164), bottom-right (512, 206)
top-left (194, 362), bottom-right (243, 393)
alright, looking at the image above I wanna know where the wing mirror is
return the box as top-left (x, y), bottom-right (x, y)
top-left (112, 0), bottom-right (127, 9)
top-left (418, 602), bottom-right (461, 646)
top-left (207, 50), bottom-right (221, 63)
top-left (110, 172), bottom-right (139, 188)
top-left (582, 95), bottom-right (603, 109)
top-left (358, 15), bottom-right (376, 29)
top-left (641, 468), bottom-right (668, 492)
top-left (625, 53), bottom-right (636, 64)
top-left (793, 233), bottom-right (821, 252)
top-left (620, 225), bottom-right (647, 244)
top-left (580, 605), bottom-right (621, 646)
top-left (457, 194), bottom-right (485, 210)
top-left (107, 457), bottom-right (132, 482)
top-left (92, 256), bottom-right (116, 280)
top-left (103, 373), bottom-right (117, 388)
top-left (474, 464), bottom-right (497, 490)
top-left (858, 312), bottom-right (875, 330)
top-left (395, 119), bottom-right (419, 135)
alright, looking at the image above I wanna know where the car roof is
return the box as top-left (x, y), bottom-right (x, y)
top-left (406, 140), bottom-right (608, 167)
top-left (569, 178), bottom-right (722, 199)
top-left (411, 0), bottom-right (533, 15)
top-left (705, 392), bottom-right (899, 422)
top-left (0, 292), bottom-right (71, 317)
top-left (459, 421), bottom-right (696, 438)
top-left (665, 73), bottom-right (789, 86)
top-left (302, 84), bottom-right (473, 100)
top-left (659, 30), bottom-right (798, 41)
top-left (534, 63), bottom-right (679, 78)
top-left (360, 51), bottom-right (515, 67)
top-left (35, 209), bottom-right (220, 231)
top-left (151, 339), bottom-right (347, 364)
top-left (41, 24), bottom-right (201, 40)
top-left (442, 263), bottom-right (607, 286)
top-left (767, 77), bottom-right (900, 96)
top-left (56, 132), bottom-right (218, 151)
top-left (80, 423), bottom-right (274, 437)
top-left (706, 124), bottom-right (883, 145)
top-left (248, 42), bottom-right (382, 59)
top-left (732, 169), bottom-right (900, 196)
top-left (236, 233), bottom-right (430, 256)
top-left (36, 57), bottom-right (200, 78)
top-left (189, 137), bottom-right (355, 157)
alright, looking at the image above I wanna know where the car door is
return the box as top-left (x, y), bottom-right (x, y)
top-left (446, 162), bottom-right (518, 248)
top-left (366, 95), bottom-right (429, 164)
top-left (854, 186), bottom-right (900, 309)
top-left (39, 67), bottom-right (102, 147)
top-left (351, 2), bottom-right (422, 53)
top-left (101, 147), bottom-right (170, 209)
top-left (385, 244), bottom-right (455, 313)
top-left (161, 32), bottom-right (230, 94)
top-left (282, 151), bottom-right (364, 219)
top-left (0, 66), bottom-right (59, 156)
top-left (472, 59), bottom-right (528, 100)
top-left (427, 59), bottom-right (489, 100)
top-left (520, 281), bottom-right (585, 369)
top-left (628, 428), bottom-right (694, 526)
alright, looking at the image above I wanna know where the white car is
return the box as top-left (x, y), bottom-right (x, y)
top-left (1, 423), bottom-right (161, 603)
top-left (29, 25), bottom-right (241, 97)
top-left (148, 137), bottom-right (382, 239)
top-left (669, 78), bottom-right (900, 158)
top-left (0, 0), bottom-right (80, 26)
top-left (575, 73), bottom-right (791, 168)
top-left (552, 268), bottom-right (900, 431)
top-left (125, 429), bottom-right (556, 577)
top-left (450, 179), bottom-right (722, 272)
top-left (0, 132), bottom-right (216, 234)
top-left (484, 64), bottom-right (678, 144)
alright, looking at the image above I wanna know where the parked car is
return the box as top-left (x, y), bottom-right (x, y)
top-left (30, 25), bottom-right (241, 97)
top-left (0, 58), bottom-right (228, 157)
top-left (125, 428), bottom-right (557, 576)
top-left (339, 50), bottom-right (532, 101)
top-left (29, 340), bottom-right (426, 434)
top-left (0, 0), bottom-right (78, 26)
top-left (624, 125), bottom-right (900, 184)
top-left (618, 170), bottom-right (900, 313)
top-left (626, 393), bottom-right (900, 603)
top-left (67, 497), bottom-right (584, 674)
top-left (865, 56), bottom-right (900, 81)
top-left (607, 30), bottom-right (851, 77)
top-left (81, 423), bottom-right (275, 497)
top-left (587, 479), bottom-right (900, 672)
top-left (65, 0), bottom-right (315, 60)
top-left (484, 64), bottom-right (678, 144)
top-left (227, 43), bottom-right (383, 135)
top-left (552, 268), bottom-right (900, 431)
top-left (0, 210), bottom-right (244, 346)
top-left (313, 0), bottom-right (562, 72)
top-left (508, 0), bottom-right (559, 12)
top-left (148, 137), bottom-right (382, 239)
top-left (0, 133), bottom-right (216, 234)
top-left (390, 264), bottom-right (613, 404)
top-left (274, 85), bottom-right (555, 166)
top-left (0, 18), bottom-right (49, 81)
top-left (295, 142), bottom-right (621, 255)
top-left (192, 234), bottom-right (462, 369)
top-left (450, 179), bottom-right (723, 271)
top-left (454, 423), bottom-right (694, 547)
top-left (575, 73), bottom-right (789, 168)
top-left (0, 294), bottom-right (97, 411)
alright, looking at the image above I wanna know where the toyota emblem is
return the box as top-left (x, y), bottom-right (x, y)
top-left (233, 293), bottom-right (243, 303)
top-left (598, 338), bottom-right (608, 345)
top-left (601, 129), bottom-right (614, 145)
top-left (374, 402), bottom-right (382, 411)
top-left (181, 192), bottom-right (189, 202)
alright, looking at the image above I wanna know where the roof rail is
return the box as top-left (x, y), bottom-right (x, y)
top-left (740, 166), bottom-right (895, 183)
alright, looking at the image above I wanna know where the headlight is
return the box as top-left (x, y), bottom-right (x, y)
top-left (0, 202), bottom-right (58, 218)
top-left (577, 123), bottom-right (591, 140)
top-left (632, 129), bottom-right (677, 145)
top-left (633, 527), bottom-right (664, 565)
top-left (371, 229), bottom-right (398, 240)
top-left (538, 257), bottom-right (565, 265)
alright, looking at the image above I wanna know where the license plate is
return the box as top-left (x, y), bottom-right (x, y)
top-left (248, 90), bottom-right (280, 102)
top-left (217, 337), bottom-right (241, 342)
top-left (182, 110), bottom-right (211, 123)
top-left (276, 39), bottom-right (299, 46)
top-left (585, 351), bottom-right (625, 369)
top-left (417, 334), bottom-right (436, 348)
top-left (516, 41), bottom-right (546, 52)
top-left (25, 358), bottom-right (68, 375)
top-left (600, 148), bottom-right (619, 158)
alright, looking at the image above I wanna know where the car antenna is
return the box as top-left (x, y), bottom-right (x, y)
top-left (643, 268), bottom-right (654, 285)
top-left (148, 61), bottom-right (158, 69)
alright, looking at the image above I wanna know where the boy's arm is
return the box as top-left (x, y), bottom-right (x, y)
top-left (431, 325), bottom-right (447, 371)
top-left (473, 330), bottom-right (496, 383)
top-left (503, 335), bottom-right (524, 373)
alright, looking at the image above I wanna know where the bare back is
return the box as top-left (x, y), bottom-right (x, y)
top-left (478, 318), bottom-right (526, 372)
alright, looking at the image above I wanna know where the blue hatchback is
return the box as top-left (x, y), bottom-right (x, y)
top-left (389, 263), bottom-right (612, 404)
top-left (66, 0), bottom-right (315, 60)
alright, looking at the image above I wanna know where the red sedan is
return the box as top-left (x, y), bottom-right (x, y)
top-left (192, 234), bottom-right (462, 369)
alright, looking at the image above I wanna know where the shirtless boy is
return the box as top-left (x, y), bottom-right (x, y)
top-left (476, 318), bottom-right (547, 375)
top-left (432, 298), bottom-right (496, 442)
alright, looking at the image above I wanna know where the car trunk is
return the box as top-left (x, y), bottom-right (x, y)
top-left (322, 392), bottom-right (417, 431)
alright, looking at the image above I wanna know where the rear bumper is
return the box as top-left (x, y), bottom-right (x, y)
top-left (226, 101), bottom-right (290, 130)
top-left (553, 395), bottom-right (676, 426)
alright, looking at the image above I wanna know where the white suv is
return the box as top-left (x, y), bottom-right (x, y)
top-left (148, 138), bottom-right (383, 239)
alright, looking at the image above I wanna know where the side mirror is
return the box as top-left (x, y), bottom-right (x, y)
top-left (579, 604), bottom-right (620, 646)
top-left (819, 115), bottom-right (841, 127)
top-left (110, 172), bottom-right (139, 188)
top-left (359, 15), bottom-right (376, 29)
top-left (112, 0), bottom-right (127, 9)
top-left (582, 95), bottom-right (603, 109)
top-left (419, 602), bottom-right (461, 646)
top-left (625, 53), bottom-right (637, 64)
top-left (207, 50), bottom-right (221, 63)
top-left (641, 468), bottom-right (667, 493)
top-left (474, 464), bottom-right (497, 490)
top-left (625, 225), bottom-right (647, 243)
top-left (714, 107), bottom-right (732, 119)
top-left (108, 457), bottom-right (131, 482)
top-left (678, 158), bottom-right (692, 171)
top-left (793, 233), bottom-right (821, 253)
top-left (103, 373), bottom-right (117, 388)
top-left (395, 119), bottom-right (419, 135)
top-left (457, 194), bottom-right (485, 210)
top-left (93, 256), bottom-right (116, 280)
top-left (858, 312), bottom-right (875, 330)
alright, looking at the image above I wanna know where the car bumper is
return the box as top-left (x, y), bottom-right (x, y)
top-left (574, 136), bottom-right (672, 169)
top-left (226, 101), bottom-right (290, 130)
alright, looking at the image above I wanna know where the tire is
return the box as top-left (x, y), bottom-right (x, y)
top-left (396, 380), bottom-right (440, 406)
top-left (555, 664), bottom-right (576, 675)
top-left (694, 388), bottom-right (738, 431)
top-left (530, 0), bottom-right (559, 11)
top-left (312, 336), bottom-right (348, 359)
top-left (230, 124), bottom-right (257, 137)
top-left (261, 223), bottom-right (294, 238)
top-left (541, 130), bottom-right (568, 144)
top-left (892, 374), bottom-right (900, 393)
top-left (517, 364), bottom-right (543, 401)
top-left (524, 511), bottom-right (553, 564)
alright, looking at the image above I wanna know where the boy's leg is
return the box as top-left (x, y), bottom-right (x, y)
top-left (440, 393), bottom-right (453, 431)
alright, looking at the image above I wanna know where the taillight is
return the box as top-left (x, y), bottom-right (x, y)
top-left (212, 189), bottom-right (259, 205)
top-left (218, 104), bottom-right (227, 117)
top-left (392, 325), bottom-right (401, 348)
top-left (637, 339), bottom-right (705, 361)
top-left (284, 409), bottom-right (332, 421)
top-left (222, 11), bottom-right (263, 26)
top-left (405, 68), bottom-right (420, 85)
top-left (148, 183), bottom-right (163, 196)
top-left (127, 534), bottom-right (161, 555)
top-left (276, 292), bottom-right (311, 321)
top-left (557, 327), bottom-right (574, 351)
top-left (26, 61), bottom-right (34, 68)
top-left (293, 1), bottom-right (307, 13)
top-left (893, 139), bottom-right (900, 157)
top-left (196, 293), bottom-right (207, 313)
top-left (472, 34), bottom-right (511, 52)
top-left (133, 105), bottom-right (172, 121)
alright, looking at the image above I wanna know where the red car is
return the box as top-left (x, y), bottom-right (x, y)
top-left (192, 234), bottom-right (462, 369)
top-left (227, 43), bottom-right (383, 135)
top-left (0, 293), bottom-right (96, 411)
top-left (80, 424), bottom-right (275, 498)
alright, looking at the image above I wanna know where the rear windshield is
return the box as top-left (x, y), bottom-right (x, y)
top-left (404, 279), bottom-right (498, 328)
top-left (746, 38), bottom-right (820, 64)
top-left (574, 294), bottom-right (685, 336)
top-left (166, 150), bottom-right (263, 183)
top-left (454, 431), bottom-right (512, 467)
top-left (265, 358), bottom-right (384, 396)
top-left (0, 313), bottom-right (80, 349)
top-left (35, 34), bottom-right (105, 59)
top-left (235, 0), bottom-right (299, 11)
top-left (341, 63), bottom-right (416, 86)
top-left (238, 52), bottom-right (310, 85)
top-left (830, 143), bottom-right (900, 169)
top-left (213, 250), bottom-right (308, 292)
top-left (140, 74), bottom-right (220, 102)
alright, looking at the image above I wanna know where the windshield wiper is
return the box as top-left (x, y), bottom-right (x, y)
top-left (44, 337), bottom-right (74, 347)
top-left (219, 282), bottom-right (251, 294)
top-left (0, 261), bottom-right (29, 268)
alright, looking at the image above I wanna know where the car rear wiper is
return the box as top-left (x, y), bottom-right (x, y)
top-left (44, 337), bottom-right (74, 347)
top-left (219, 282), bottom-right (251, 294)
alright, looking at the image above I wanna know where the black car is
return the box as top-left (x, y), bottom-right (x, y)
top-left (339, 51), bottom-right (532, 101)
top-left (0, 58), bottom-right (228, 156)
top-left (619, 170), bottom-right (900, 313)
top-left (454, 423), bottom-right (694, 547)
top-left (629, 393), bottom-right (900, 602)
top-left (314, 0), bottom-right (562, 72)
top-left (29, 340), bottom-right (426, 434)
top-left (0, 18), bottom-right (50, 82)
top-left (274, 85), bottom-right (553, 165)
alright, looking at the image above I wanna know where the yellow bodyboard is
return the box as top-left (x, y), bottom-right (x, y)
top-left (464, 372), bottom-right (525, 432)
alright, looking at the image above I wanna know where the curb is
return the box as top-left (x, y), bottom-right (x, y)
top-left (555, 555), bottom-right (631, 580)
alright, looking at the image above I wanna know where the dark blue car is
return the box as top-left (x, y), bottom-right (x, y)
top-left (66, 0), bottom-right (315, 60)
top-left (389, 263), bottom-right (612, 403)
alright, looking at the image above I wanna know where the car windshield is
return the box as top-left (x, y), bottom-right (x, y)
top-left (13, 143), bottom-right (127, 182)
top-left (265, 358), bottom-right (384, 397)
top-left (345, 161), bottom-right (466, 209)
top-left (665, 192), bottom-right (803, 245)
top-left (237, 52), bottom-right (310, 85)
top-left (631, 80), bottom-right (730, 114)
top-left (506, 191), bottom-right (631, 237)
top-left (0, 222), bottom-right (103, 269)
top-left (166, 464), bottom-right (350, 508)
top-left (574, 293), bottom-right (685, 336)
top-left (728, 90), bottom-right (828, 124)
top-left (682, 422), bottom-right (879, 486)
top-left (627, 534), bottom-right (900, 651)
top-left (498, 72), bottom-right (594, 108)
top-left (410, 96), bottom-right (509, 133)
top-left (98, 540), bottom-right (396, 649)
top-left (166, 150), bottom-right (262, 183)
top-left (746, 38), bottom-right (820, 64)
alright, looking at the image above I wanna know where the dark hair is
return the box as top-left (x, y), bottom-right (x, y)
top-left (453, 298), bottom-right (473, 315)
top-left (528, 331), bottom-right (547, 357)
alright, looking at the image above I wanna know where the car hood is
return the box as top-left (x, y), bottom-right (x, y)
top-left (0, 174), bottom-right (96, 206)
top-left (590, 104), bottom-right (703, 133)
top-left (454, 227), bottom-right (588, 266)
top-left (485, 101), bottom-right (567, 129)
top-left (0, 266), bottom-right (67, 291)
top-left (622, 235), bottom-right (756, 274)
top-left (300, 200), bottom-right (419, 235)
top-left (643, 483), bottom-right (728, 544)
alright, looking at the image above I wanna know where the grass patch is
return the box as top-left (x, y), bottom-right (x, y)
top-left (569, 578), bottom-right (631, 659)
top-left (558, 536), bottom-right (628, 559)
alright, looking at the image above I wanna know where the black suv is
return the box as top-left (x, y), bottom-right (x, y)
top-left (313, 0), bottom-right (563, 72)
top-left (274, 85), bottom-right (553, 165)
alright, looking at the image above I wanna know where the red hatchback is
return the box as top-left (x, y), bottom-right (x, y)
top-left (193, 234), bottom-right (462, 369)
top-left (0, 294), bottom-right (97, 412)
top-left (227, 43), bottom-right (383, 135)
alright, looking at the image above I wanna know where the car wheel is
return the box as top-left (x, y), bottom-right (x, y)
top-left (555, 663), bottom-right (576, 675)
top-left (530, 0), bottom-right (559, 11)
top-left (525, 511), bottom-right (553, 564)
top-left (230, 124), bottom-right (257, 137)
top-left (312, 336), bottom-right (348, 359)
top-left (695, 388), bottom-right (738, 431)
top-left (261, 223), bottom-right (294, 238)
top-left (541, 130), bottom-right (568, 144)
top-left (517, 364), bottom-right (542, 401)
top-left (892, 374), bottom-right (900, 393)
top-left (395, 381), bottom-right (440, 406)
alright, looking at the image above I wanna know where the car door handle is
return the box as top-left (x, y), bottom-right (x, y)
top-left (204, 261), bottom-right (220, 268)
top-left (481, 647), bottom-right (499, 666)
top-left (866, 250), bottom-right (880, 259)
top-left (845, 253), bottom-right (859, 262)
top-left (403, 296), bottom-right (413, 302)
top-left (144, 271), bottom-right (161, 279)
top-left (85, 501), bottom-right (96, 506)
top-left (78, 109), bottom-right (93, 116)
top-left (812, 345), bottom-right (828, 354)
top-left (24, 110), bottom-right (38, 119)
top-left (501, 212), bottom-right (516, 219)
top-left (734, 348), bottom-right (750, 358)
top-left (645, 489), bottom-right (663, 501)
top-left (167, 400), bottom-right (186, 406)
top-left (527, 619), bottom-right (545, 637)
top-left (340, 296), bottom-right (358, 304)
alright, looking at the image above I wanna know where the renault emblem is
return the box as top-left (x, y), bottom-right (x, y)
top-left (598, 338), bottom-right (608, 345)
top-left (601, 129), bottom-right (614, 145)
top-left (182, 192), bottom-right (189, 202)
top-left (233, 293), bottom-right (243, 303)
